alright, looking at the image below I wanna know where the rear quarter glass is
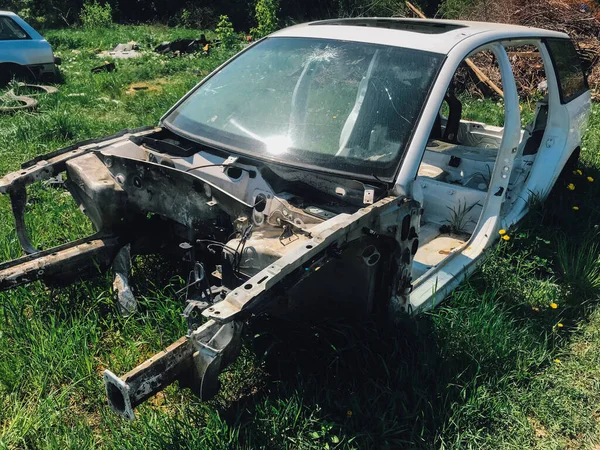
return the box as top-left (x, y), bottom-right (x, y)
top-left (545, 37), bottom-right (589, 103)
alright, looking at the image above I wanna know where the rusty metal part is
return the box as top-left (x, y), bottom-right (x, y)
top-left (0, 234), bottom-right (122, 290)
top-left (98, 153), bottom-right (255, 228)
top-left (104, 319), bottom-right (242, 420)
top-left (0, 128), bottom-right (157, 256)
top-left (8, 184), bottom-right (37, 254)
top-left (112, 244), bottom-right (137, 316)
top-left (104, 336), bottom-right (193, 420)
top-left (66, 153), bottom-right (126, 231)
top-left (0, 127), bottom-right (158, 195)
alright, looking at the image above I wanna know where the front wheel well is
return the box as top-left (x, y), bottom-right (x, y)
top-left (0, 63), bottom-right (35, 86)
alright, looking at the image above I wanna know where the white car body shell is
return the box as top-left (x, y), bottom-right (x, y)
top-left (164, 18), bottom-right (592, 314)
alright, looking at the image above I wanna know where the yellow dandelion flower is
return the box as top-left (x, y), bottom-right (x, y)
top-left (573, 206), bottom-right (579, 211)
top-left (573, 169), bottom-right (583, 175)
top-left (499, 229), bottom-right (507, 235)
top-left (557, 323), bottom-right (564, 328)
top-left (587, 176), bottom-right (594, 182)
top-left (332, 115), bottom-right (337, 119)
top-left (567, 183), bottom-right (575, 191)
top-left (346, 410), bottom-right (353, 417)
top-left (550, 302), bottom-right (558, 309)
top-left (555, 359), bottom-right (561, 364)
top-left (502, 235), bottom-right (510, 241)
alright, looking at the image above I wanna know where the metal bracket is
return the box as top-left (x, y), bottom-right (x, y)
top-left (112, 244), bottom-right (137, 316)
top-left (9, 184), bottom-right (38, 255)
top-left (183, 300), bottom-right (210, 332)
top-left (187, 319), bottom-right (243, 400)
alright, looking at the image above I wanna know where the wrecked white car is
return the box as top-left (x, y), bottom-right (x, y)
top-left (0, 18), bottom-right (590, 419)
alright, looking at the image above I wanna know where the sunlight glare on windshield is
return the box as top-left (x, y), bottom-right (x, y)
top-left (165, 37), bottom-right (443, 179)
top-left (264, 135), bottom-right (292, 155)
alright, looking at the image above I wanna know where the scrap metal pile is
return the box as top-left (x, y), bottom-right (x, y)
top-left (91, 36), bottom-right (214, 73)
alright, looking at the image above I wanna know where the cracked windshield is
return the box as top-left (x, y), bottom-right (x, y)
top-left (165, 37), bottom-right (443, 178)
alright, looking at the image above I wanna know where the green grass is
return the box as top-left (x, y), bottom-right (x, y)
top-left (1, 24), bottom-right (600, 449)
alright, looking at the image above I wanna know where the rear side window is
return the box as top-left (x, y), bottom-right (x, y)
top-left (0, 16), bottom-right (30, 40)
top-left (546, 38), bottom-right (588, 103)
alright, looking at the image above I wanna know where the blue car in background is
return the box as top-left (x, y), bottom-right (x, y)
top-left (0, 11), bottom-right (59, 84)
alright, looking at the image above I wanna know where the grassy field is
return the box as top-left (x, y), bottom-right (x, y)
top-left (1, 24), bottom-right (600, 449)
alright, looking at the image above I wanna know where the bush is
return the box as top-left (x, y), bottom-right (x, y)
top-left (177, 5), bottom-right (217, 29)
top-left (180, 8), bottom-right (192, 26)
top-left (336, 0), bottom-right (406, 17)
top-left (216, 15), bottom-right (237, 50)
top-left (250, 0), bottom-right (279, 39)
top-left (438, 0), bottom-right (475, 18)
top-left (79, 1), bottom-right (113, 28)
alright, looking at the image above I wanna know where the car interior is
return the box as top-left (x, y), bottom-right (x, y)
top-left (412, 44), bottom-right (550, 280)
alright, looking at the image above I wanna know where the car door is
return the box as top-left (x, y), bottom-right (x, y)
top-left (406, 41), bottom-right (522, 313)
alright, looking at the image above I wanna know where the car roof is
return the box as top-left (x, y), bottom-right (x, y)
top-left (271, 18), bottom-right (569, 54)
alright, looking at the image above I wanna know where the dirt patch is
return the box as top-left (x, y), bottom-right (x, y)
top-left (125, 79), bottom-right (170, 95)
top-left (528, 416), bottom-right (549, 439)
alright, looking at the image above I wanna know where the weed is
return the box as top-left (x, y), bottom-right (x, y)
top-left (250, 0), bottom-right (280, 39)
top-left (444, 199), bottom-right (480, 235)
top-left (556, 235), bottom-right (600, 302)
top-left (79, 1), bottom-right (113, 29)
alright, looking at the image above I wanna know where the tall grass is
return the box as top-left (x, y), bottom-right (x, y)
top-left (557, 235), bottom-right (600, 302)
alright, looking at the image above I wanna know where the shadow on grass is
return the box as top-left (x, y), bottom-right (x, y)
top-left (3, 149), bottom-right (598, 448)
top-left (208, 305), bottom-right (526, 449)
top-left (214, 166), bottom-right (600, 449)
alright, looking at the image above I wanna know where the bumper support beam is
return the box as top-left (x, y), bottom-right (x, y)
top-left (104, 319), bottom-right (242, 420)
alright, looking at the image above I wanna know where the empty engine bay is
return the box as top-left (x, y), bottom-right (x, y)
top-left (56, 128), bottom-right (396, 316)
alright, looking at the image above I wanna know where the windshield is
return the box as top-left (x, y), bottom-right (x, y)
top-left (164, 37), bottom-right (443, 179)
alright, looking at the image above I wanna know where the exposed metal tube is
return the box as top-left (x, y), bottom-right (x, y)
top-left (104, 337), bottom-right (194, 420)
